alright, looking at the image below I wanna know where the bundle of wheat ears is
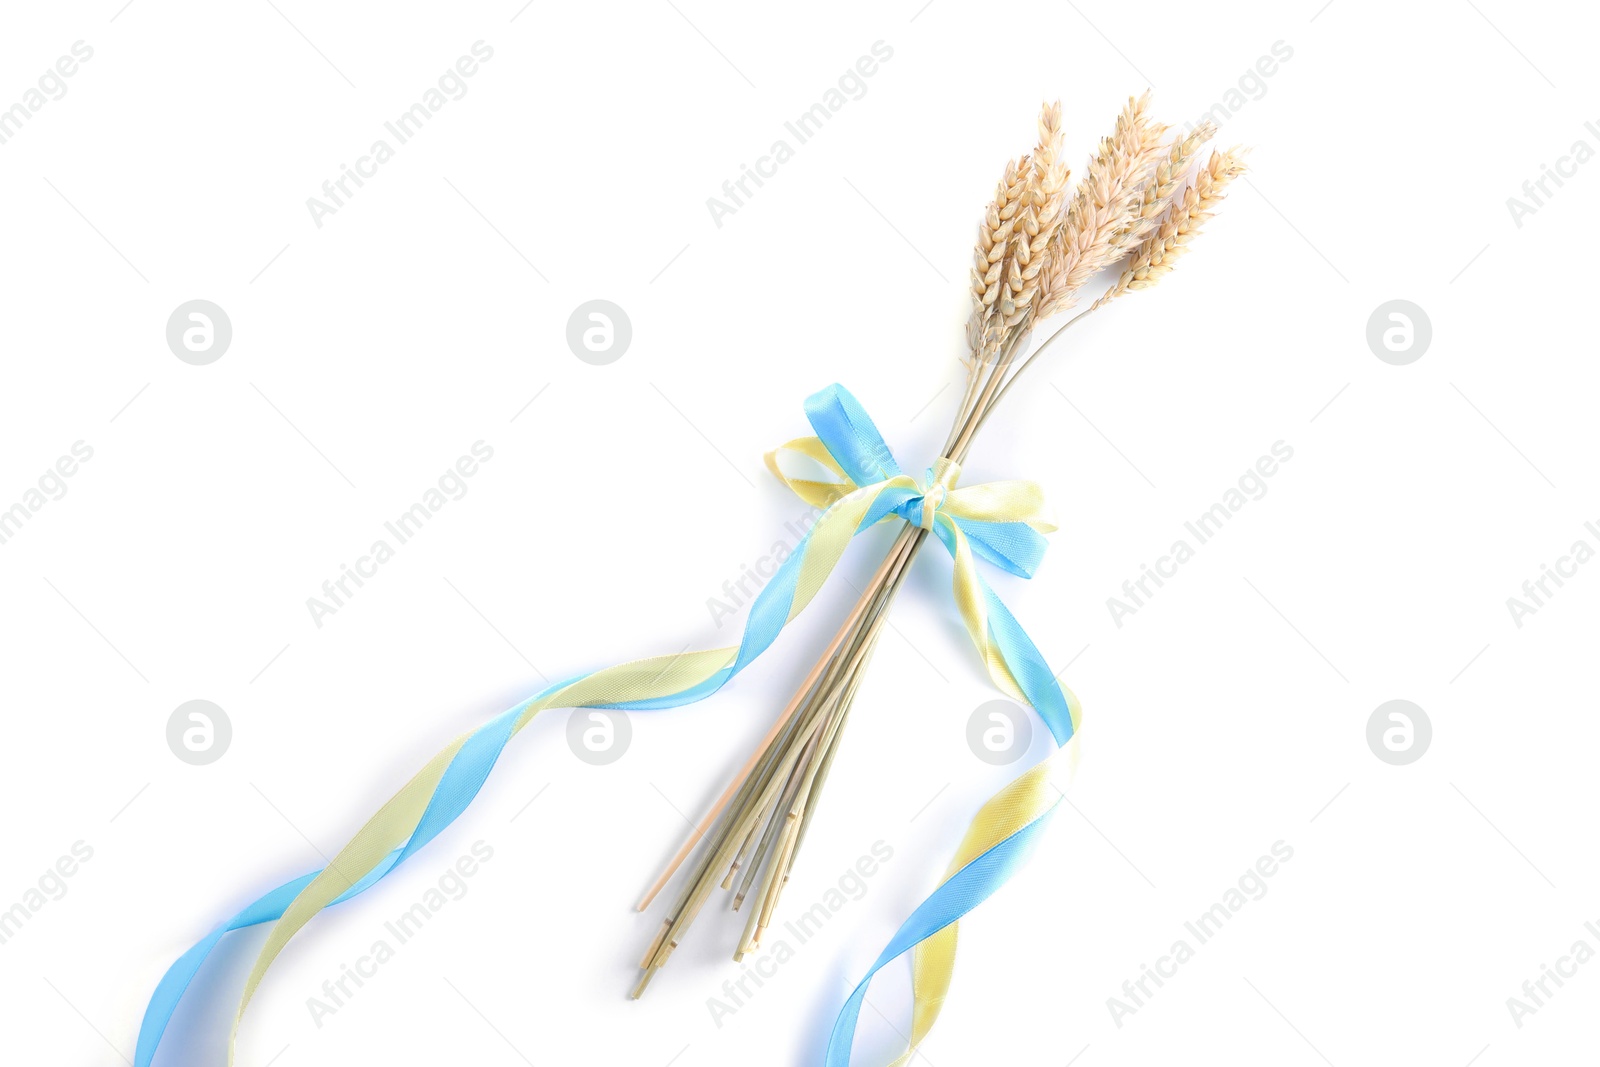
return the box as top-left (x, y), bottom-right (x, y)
top-left (632, 93), bottom-right (1246, 994)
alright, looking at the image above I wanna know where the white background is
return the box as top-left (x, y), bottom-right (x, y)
top-left (0, 1), bottom-right (1595, 1064)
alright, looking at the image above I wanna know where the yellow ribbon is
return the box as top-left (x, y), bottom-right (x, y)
top-left (220, 425), bottom-right (1079, 1065)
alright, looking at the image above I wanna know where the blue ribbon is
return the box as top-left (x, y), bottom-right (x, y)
top-left (136, 384), bottom-right (1074, 1066)
top-left (803, 385), bottom-right (1076, 1064)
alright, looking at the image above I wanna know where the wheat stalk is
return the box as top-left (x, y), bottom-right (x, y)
top-left (632, 95), bottom-right (1246, 1000)
top-left (965, 155), bottom-right (1031, 365)
top-left (1110, 120), bottom-right (1217, 257)
top-left (1093, 145), bottom-right (1248, 309)
top-left (1000, 102), bottom-right (1071, 334)
top-left (1036, 92), bottom-right (1168, 319)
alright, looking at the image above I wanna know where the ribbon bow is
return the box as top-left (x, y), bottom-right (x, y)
top-left (768, 384), bottom-right (1073, 741)
top-left (134, 383), bottom-right (1081, 1067)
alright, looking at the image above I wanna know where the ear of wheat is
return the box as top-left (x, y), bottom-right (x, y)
top-left (631, 94), bottom-right (1247, 996)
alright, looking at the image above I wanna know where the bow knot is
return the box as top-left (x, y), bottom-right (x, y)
top-left (764, 384), bottom-right (1058, 581)
top-left (913, 458), bottom-right (960, 530)
top-left (763, 383), bottom-right (1077, 749)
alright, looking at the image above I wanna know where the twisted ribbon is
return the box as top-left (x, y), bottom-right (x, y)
top-left (136, 384), bottom-right (1080, 1066)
